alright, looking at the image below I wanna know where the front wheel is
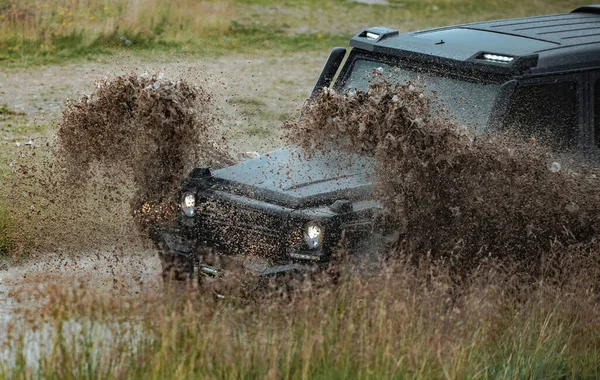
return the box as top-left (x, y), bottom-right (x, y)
top-left (155, 233), bottom-right (195, 282)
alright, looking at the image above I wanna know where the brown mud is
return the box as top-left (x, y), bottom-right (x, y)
top-left (57, 73), bottom-right (234, 232)
top-left (5, 73), bottom-right (234, 253)
top-left (5, 72), bottom-right (600, 281)
top-left (2, 67), bottom-right (600, 377)
top-left (290, 81), bottom-right (600, 276)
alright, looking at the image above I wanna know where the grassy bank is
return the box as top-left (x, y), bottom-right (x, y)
top-left (2, 257), bottom-right (599, 378)
top-left (0, 0), bottom-right (586, 66)
top-left (0, 205), bottom-right (12, 255)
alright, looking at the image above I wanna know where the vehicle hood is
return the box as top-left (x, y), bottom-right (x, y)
top-left (211, 146), bottom-right (376, 208)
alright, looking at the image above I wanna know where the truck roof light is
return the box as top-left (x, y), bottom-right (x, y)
top-left (357, 27), bottom-right (399, 42)
top-left (481, 53), bottom-right (515, 63)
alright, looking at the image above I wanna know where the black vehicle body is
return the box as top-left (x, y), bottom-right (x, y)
top-left (159, 6), bottom-right (600, 279)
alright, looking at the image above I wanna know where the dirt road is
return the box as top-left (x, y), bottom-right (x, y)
top-left (0, 52), bottom-right (325, 153)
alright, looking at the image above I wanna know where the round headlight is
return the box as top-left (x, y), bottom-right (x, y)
top-left (181, 193), bottom-right (195, 217)
top-left (303, 222), bottom-right (324, 250)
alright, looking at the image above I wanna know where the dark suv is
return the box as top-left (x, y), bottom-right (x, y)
top-left (156, 6), bottom-right (600, 282)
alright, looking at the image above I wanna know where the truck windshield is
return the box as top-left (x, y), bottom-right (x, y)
top-left (344, 59), bottom-right (501, 134)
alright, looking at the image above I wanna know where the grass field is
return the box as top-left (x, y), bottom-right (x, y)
top-left (0, 0), bottom-right (585, 66)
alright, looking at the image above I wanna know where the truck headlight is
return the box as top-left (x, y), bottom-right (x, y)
top-left (304, 222), bottom-right (323, 250)
top-left (181, 193), bottom-right (195, 217)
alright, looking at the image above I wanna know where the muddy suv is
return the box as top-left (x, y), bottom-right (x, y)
top-left (156, 6), bottom-right (600, 282)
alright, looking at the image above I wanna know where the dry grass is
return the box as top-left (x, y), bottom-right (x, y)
top-left (0, 0), bottom-right (234, 42)
top-left (2, 254), bottom-right (600, 378)
top-left (1, 2), bottom-right (599, 377)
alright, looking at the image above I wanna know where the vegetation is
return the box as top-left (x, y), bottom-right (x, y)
top-left (0, 0), bottom-right (585, 66)
top-left (245, 125), bottom-right (273, 137)
top-left (0, 204), bottom-right (12, 255)
top-left (2, 256), bottom-right (600, 378)
top-left (0, 103), bottom-right (25, 116)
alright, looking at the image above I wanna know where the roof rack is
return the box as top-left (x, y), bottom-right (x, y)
top-left (571, 5), bottom-right (600, 14)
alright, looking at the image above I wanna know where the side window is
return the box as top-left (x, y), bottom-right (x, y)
top-left (503, 81), bottom-right (578, 151)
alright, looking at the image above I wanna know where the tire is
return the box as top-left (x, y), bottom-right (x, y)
top-left (156, 236), bottom-right (195, 282)
top-left (350, 231), bottom-right (396, 272)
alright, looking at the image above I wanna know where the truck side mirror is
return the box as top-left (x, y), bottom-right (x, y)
top-left (309, 47), bottom-right (347, 99)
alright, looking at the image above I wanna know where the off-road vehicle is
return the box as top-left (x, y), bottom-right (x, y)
top-left (156, 6), bottom-right (600, 284)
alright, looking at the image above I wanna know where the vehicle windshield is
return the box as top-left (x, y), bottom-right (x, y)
top-left (343, 59), bottom-right (502, 134)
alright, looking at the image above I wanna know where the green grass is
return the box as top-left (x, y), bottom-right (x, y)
top-left (229, 97), bottom-right (268, 107)
top-left (245, 126), bottom-right (273, 137)
top-left (229, 96), bottom-right (293, 135)
top-left (0, 0), bottom-right (598, 376)
top-left (1, 122), bottom-right (46, 137)
top-left (0, 27), bottom-right (348, 67)
top-left (0, 104), bottom-right (25, 116)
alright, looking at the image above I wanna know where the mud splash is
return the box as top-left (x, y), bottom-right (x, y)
top-left (290, 81), bottom-right (600, 274)
top-left (58, 73), bottom-right (234, 232)
top-left (5, 73), bottom-right (234, 253)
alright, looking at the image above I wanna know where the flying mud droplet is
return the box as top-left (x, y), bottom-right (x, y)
top-left (550, 161), bottom-right (561, 173)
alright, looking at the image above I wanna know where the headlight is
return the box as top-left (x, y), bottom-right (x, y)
top-left (181, 193), bottom-right (195, 217)
top-left (303, 222), bottom-right (324, 250)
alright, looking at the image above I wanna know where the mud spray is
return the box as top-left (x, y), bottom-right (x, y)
top-left (5, 73), bottom-right (233, 254)
top-left (289, 81), bottom-right (600, 276)
top-left (5, 72), bottom-right (600, 280)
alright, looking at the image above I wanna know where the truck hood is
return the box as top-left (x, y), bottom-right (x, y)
top-left (211, 147), bottom-right (376, 208)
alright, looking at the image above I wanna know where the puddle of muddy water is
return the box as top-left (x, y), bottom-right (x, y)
top-left (0, 250), bottom-right (161, 371)
top-left (1, 318), bottom-right (148, 373)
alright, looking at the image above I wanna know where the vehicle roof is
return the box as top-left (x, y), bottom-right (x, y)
top-left (350, 6), bottom-right (600, 75)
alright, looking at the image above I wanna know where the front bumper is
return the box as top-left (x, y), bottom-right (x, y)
top-left (159, 231), bottom-right (320, 277)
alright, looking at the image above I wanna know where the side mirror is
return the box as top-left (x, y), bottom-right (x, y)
top-left (309, 47), bottom-right (347, 99)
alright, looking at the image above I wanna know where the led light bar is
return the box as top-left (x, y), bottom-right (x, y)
top-left (482, 53), bottom-right (515, 63)
top-left (366, 32), bottom-right (380, 40)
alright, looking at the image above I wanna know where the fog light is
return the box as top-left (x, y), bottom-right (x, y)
top-left (303, 222), bottom-right (324, 250)
top-left (181, 193), bottom-right (195, 217)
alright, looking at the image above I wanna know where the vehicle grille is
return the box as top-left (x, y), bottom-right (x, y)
top-left (196, 200), bottom-right (286, 256)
